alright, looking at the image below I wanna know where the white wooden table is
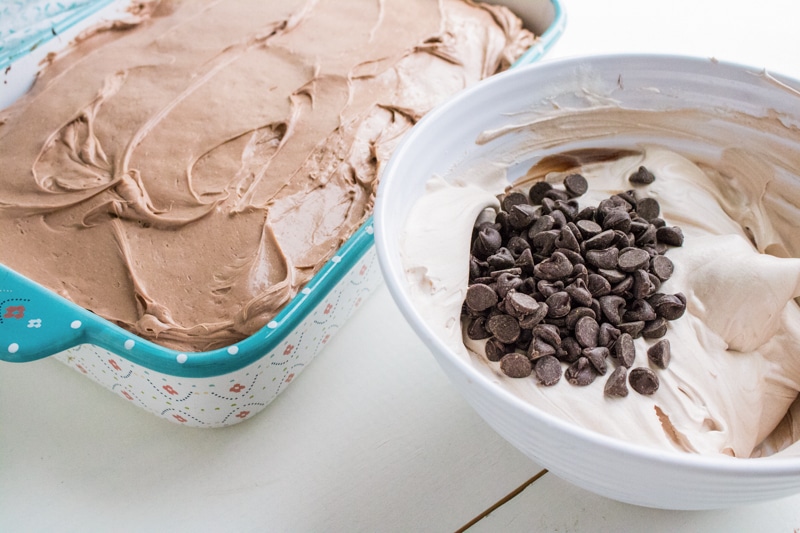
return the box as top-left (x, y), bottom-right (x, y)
top-left (3, 1), bottom-right (800, 530)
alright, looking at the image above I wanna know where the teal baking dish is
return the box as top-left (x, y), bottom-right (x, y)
top-left (0, 0), bottom-right (565, 427)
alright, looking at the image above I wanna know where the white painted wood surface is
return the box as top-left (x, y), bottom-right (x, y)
top-left (3, 0), bottom-right (800, 530)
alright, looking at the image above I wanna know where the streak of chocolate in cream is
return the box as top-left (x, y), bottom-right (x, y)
top-left (0, 0), bottom-right (537, 351)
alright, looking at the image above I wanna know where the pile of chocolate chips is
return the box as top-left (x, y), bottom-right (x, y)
top-left (463, 167), bottom-right (687, 397)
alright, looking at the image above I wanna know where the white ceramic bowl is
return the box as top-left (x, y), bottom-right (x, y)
top-left (374, 54), bottom-right (800, 509)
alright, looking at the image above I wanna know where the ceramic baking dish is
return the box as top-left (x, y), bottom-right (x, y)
top-left (0, 0), bottom-right (565, 427)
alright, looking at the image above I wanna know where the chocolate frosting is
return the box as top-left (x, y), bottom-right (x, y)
top-left (0, 0), bottom-right (536, 351)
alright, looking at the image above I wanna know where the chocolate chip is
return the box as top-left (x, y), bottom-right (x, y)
top-left (500, 352), bottom-right (532, 378)
top-left (515, 248), bottom-right (535, 272)
top-left (636, 197), bottom-right (660, 221)
top-left (534, 251), bottom-right (573, 280)
top-left (474, 226), bottom-right (502, 257)
top-left (514, 328), bottom-right (533, 352)
top-left (487, 247), bottom-right (516, 270)
top-left (609, 275), bottom-right (633, 297)
top-left (485, 338), bottom-right (510, 362)
top-left (532, 230), bottom-right (559, 256)
top-left (528, 214), bottom-right (553, 235)
top-left (629, 219), bottom-right (651, 239)
top-left (545, 291), bottom-right (571, 318)
top-left (565, 306), bottom-right (596, 329)
top-left (528, 336), bottom-right (557, 359)
top-left (629, 367), bottom-right (659, 395)
top-left (493, 271), bottom-right (523, 299)
top-left (565, 357), bottom-right (596, 386)
top-left (604, 366), bottom-right (629, 397)
top-left (519, 304), bottom-right (549, 328)
top-left (617, 321), bottom-right (645, 339)
top-left (631, 269), bottom-right (657, 300)
top-left (534, 355), bottom-right (562, 386)
top-left (508, 203), bottom-right (538, 229)
top-left (587, 273), bottom-right (611, 297)
top-left (586, 247), bottom-right (619, 270)
top-left (557, 248), bottom-right (584, 266)
top-left (571, 262), bottom-right (589, 283)
top-left (647, 272), bottom-right (662, 294)
top-left (555, 226), bottom-right (581, 252)
top-left (656, 226), bottom-right (684, 247)
top-left (598, 268), bottom-right (627, 285)
top-left (502, 191), bottom-right (530, 213)
top-left (466, 316), bottom-right (491, 340)
top-left (533, 323), bottom-right (562, 348)
top-left (505, 290), bottom-right (541, 318)
top-left (507, 236), bottom-right (531, 257)
top-left (534, 278), bottom-right (558, 295)
top-left (651, 255), bottom-right (674, 281)
top-left (486, 314), bottom-right (521, 344)
top-left (539, 197), bottom-right (556, 215)
top-left (629, 166), bottom-right (656, 184)
top-left (565, 279), bottom-right (593, 307)
top-left (574, 316), bottom-right (600, 348)
top-left (583, 346), bottom-right (609, 374)
top-left (555, 199), bottom-right (581, 220)
top-left (634, 223), bottom-right (657, 246)
top-left (647, 339), bottom-right (671, 369)
top-left (613, 332), bottom-right (636, 368)
top-left (583, 229), bottom-right (616, 250)
top-left (544, 188), bottom-right (570, 202)
top-left (576, 219), bottom-right (602, 239)
top-left (529, 181), bottom-right (553, 204)
top-left (550, 209), bottom-right (568, 229)
top-left (602, 209), bottom-right (632, 233)
top-left (616, 190), bottom-right (638, 209)
top-left (598, 322), bottom-right (621, 349)
top-left (466, 283), bottom-right (499, 312)
top-left (559, 336), bottom-right (583, 363)
top-left (598, 295), bottom-right (626, 325)
top-left (641, 317), bottom-right (668, 339)
top-left (564, 173), bottom-right (589, 197)
top-left (617, 247), bottom-right (651, 272)
top-left (650, 292), bottom-right (687, 320)
top-left (623, 299), bottom-right (657, 322)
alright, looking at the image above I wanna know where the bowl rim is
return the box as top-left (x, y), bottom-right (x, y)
top-left (374, 52), bottom-right (800, 471)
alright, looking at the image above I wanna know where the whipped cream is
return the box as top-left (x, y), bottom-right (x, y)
top-left (400, 106), bottom-right (800, 457)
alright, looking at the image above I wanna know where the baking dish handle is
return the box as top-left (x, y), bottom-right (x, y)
top-left (0, 265), bottom-right (89, 363)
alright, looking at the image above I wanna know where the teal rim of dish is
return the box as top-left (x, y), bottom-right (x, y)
top-left (0, 0), bottom-right (117, 70)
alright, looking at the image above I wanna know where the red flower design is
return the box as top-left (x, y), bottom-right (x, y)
top-left (321, 334), bottom-right (330, 344)
top-left (355, 297), bottom-right (362, 307)
top-left (324, 303), bottom-right (333, 314)
top-left (121, 391), bottom-right (133, 400)
top-left (235, 411), bottom-right (250, 419)
top-left (229, 383), bottom-right (245, 393)
top-left (76, 364), bottom-right (87, 374)
top-left (4, 305), bottom-right (25, 319)
top-left (285, 373), bottom-right (295, 384)
top-left (163, 385), bottom-right (178, 395)
top-left (359, 264), bottom-right (367, 275)
top-left (283, 344), bottom-right (294, 355)
top-left (173, 414), bottom-right (187, 423)
top-left (108, 359), bottom-right (121, 371)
